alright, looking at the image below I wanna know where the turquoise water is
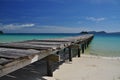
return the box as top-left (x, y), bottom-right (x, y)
top-left (86, 33), bottom-right (120, 57)
top-left (0, 33), bottom-right (79, 43)
top-left (0, 33), bottom-right (120, 57)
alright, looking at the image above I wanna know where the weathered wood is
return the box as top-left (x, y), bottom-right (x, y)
top-left (45, 54), bottom-right (59, 77)
top-left (78, 47), bottom-right (81, 57)
top-left (63, 48), bottom-right (66, 52)
top-left (24, 42), bottom-right (62, 45)
top-left (21, 41), bottom-right (70, 45)
top-left (0, 50), bottom-right (58, 77)
top-left (86, 40), bottom-right (89, 47)
top-left (81, 44), bottom-right (84, 54)
top-left (23, 35), bottom-right (92, 43)
top-left (68, 47), bottom-right (72, 61)
top-left (0, 43), bottom-right (55, 50)
top-left (0, 58), bottom-right (12, 65)
top-left (24, 40), bottom-right (70, 42)
top-left (0, 42), bottom-right (70, 50)
top-left (0, 48), bottom-right (40, 59)
top-left (46, 54), bottom-right (59, 62)
top-left (0, 34), bottom-right (94, 77)
top-left (84, 42), bottom-right (87, 49)
top-left (46, 59), bottom-right (52, 76)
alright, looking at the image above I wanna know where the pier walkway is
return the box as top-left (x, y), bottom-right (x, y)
top-left (0, 34), bottom-right (94, 77)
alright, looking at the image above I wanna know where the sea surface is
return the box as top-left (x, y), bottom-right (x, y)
top-left (0, 33), bottom-right (120, 57)
top-left (86, 33), bottom-right (120, 57)
top-left (0, 33), bottom-right (79, 43)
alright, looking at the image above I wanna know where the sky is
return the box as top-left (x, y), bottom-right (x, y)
top-left (0, 0), bottom-right (120, 33)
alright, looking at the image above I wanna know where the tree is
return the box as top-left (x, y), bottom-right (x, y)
top-left (0, 31), bottom-right (3, 34)
top-left (80, 31), bottom-right (88, 34)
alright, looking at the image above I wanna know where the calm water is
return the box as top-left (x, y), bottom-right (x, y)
top-left (0, 33), bottom-right (79, 43)
top-left (86, 33), bottom-right (120, 57)
top-left (0, 33), bottom-right (120, 57)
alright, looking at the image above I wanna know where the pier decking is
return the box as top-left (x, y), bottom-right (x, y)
top-left (0, 34), bottom-right (94, 77)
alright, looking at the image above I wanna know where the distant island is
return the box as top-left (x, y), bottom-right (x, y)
top-left (80, 31), bottom-right (106, 34)
top-left (88, 31), bottom-right (106, 34)
top-left (80, 31), bottom-right (88, 34)
top-left (110, 32), bottom-right (120, 34)
top-left (0, 31), bottom-right (3, 34)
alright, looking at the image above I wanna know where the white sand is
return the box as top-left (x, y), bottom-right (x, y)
top-left (1, 54), bottom-right (120, 80)
top-left (45, 54), bottom-right (120, 80)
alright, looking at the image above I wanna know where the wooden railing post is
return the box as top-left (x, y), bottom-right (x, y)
top-left (46, 59), bottom-right (53, 76)
top-left (78, 46), bottom-right (81, 57)
top-left (81, 44), bottom-right (84, 54)
top-left (68, 47), bottom-right (72, 61)
top-left (63, 48), bottom-right (66, 52)
top-left (84, 42), bottom-right (87, 49)
top-left (87, 41), bottom-right (89, 47)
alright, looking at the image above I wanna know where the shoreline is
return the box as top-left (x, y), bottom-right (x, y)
top-left (82, 54), bottom-right (120, 60)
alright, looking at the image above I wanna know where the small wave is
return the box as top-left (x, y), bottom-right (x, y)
top-left (83, 54), bottom-right (120, 60)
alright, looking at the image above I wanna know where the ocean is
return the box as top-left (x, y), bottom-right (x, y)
top-left (86, 33), bottom-right (120, 57)
top-left (0, 33), bottom-right (120, 57)
top-left (0, 33), bottom-right (79, 43)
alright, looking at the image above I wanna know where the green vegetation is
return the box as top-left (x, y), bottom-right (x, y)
top-left (0, 31), bottom-right (3, 34)
top-left (80, 31), bottom-right (88, 34)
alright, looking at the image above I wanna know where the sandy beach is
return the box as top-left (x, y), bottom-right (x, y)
top-left (1, 54), bottom-right (120, 80)
top-left (52, 55), bottom-right (120, 80)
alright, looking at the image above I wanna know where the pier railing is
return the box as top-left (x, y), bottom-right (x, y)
top-left (0, 34), bottom-right (94, 77)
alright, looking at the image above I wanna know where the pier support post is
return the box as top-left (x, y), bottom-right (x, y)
top-left (78, 47), bottom-right (81, 57)
top-left (87, 41), bottom-right (89, 47)
top-left (46, 59), bottom-right (53, 76)
top-left (68, 47), bottom-right (72, 61)
top-left (63, 48), bottom-right (66, 52)
top-left (84, 42), bottom-right (87, 49)
top-left (81, 44), bottom-right (84, 54)
top-left (56, 51), bottom-right (59, 55)
top-left (46, 54), bottom-right (59, 77)
top-left (87, 41), bottom-right (89, 45)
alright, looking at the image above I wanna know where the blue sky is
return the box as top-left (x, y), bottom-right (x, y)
top-left (0, 0), bottom-right (120, 33)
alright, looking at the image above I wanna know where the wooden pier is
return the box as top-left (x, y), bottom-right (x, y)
top-left (0, 34), bottom-right (94, 77)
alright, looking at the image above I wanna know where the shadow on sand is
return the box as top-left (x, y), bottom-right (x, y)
top-left (0, 48), bottom-right (77, 80)
top-left (0, 58), bottom-right (67, 80)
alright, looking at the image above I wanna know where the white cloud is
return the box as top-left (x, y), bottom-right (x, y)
top-left (86, 0), bottom-right (119, 4)
top-left (0, 23), bottom-right (88, 33)
top-left (86, 17), bottom-right (105, 22)
top-left (24, 25), bottom-right (87, 33)
top-left (0, 23), bottom-right (35, 30)
top-left (0, 23), bottom-right (91, 33)
top-left (77, 21), bottom-right (83, 24)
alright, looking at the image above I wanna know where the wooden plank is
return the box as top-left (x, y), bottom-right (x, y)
top-left (0, 41), bottom-right (71, 50)
top-left (21, 41), bottom-right (69, 46)
top-left (0, 43), bottom-right (54, 50)
top-left (22, 40), bottom-right (71, 44)
top-left (0, 48), bottom-right (40, 59)
top-left (19, 42), bottom-right (66, 49)
top-left (0, 58), bottom-right (13, 65)
top-left (23, 39), bottom-right (71, 42)
top-left (0, 50), bottom-right (58, 77)
top-left (19, 34), bottom-right (94, 45)
top-left (46, 54), bottom-right (59, 62)
top-left (25, 42), bottom-right (62, 45)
